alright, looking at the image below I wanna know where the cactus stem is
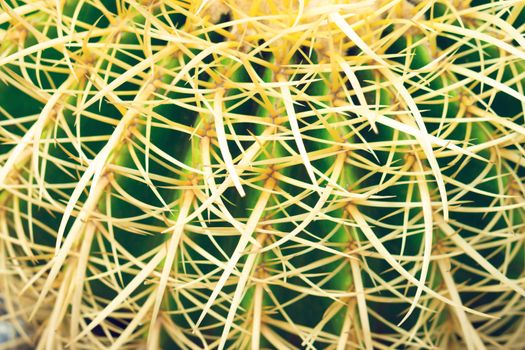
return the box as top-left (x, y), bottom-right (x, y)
top-left (210, 87), bottom-right (246, 196)
top-left (148, 190), bottom-right (194, 342)
top-left (350, 256), bottom-right (373, 350)
top-left (194, 177), bottom-right (276, 331)
top-left (437, 258), bottom-right (485, 350)
top-left (279, 75), bottom-right (320, 192)
top-left (437, 216), bottom-right (525, 298)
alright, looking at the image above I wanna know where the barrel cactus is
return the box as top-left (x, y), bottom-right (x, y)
top-left (1, 0), bottom-right (524, 349)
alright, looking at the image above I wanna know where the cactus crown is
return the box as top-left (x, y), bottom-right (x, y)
top-left (1, 0), bottom-right (524, 349)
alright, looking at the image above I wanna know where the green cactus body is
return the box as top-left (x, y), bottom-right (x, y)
top-left (1, 1), bottom-right (525, 349)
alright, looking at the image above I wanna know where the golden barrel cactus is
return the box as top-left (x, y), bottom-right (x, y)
top-left (0, 0), bottom-right (524, 349)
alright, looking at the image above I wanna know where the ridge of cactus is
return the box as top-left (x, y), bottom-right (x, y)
top-left (1, 0), bottom-right (525, 349)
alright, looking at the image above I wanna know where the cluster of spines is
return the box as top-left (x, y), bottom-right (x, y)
top-left (0, 0), bottom-right (524, 349)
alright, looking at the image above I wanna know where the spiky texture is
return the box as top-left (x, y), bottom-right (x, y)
top-left (1, 0), bottom-right (525, 349)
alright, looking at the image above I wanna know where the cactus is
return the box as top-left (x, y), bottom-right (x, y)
top-left (1, 0), bottom-right (524, 349)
